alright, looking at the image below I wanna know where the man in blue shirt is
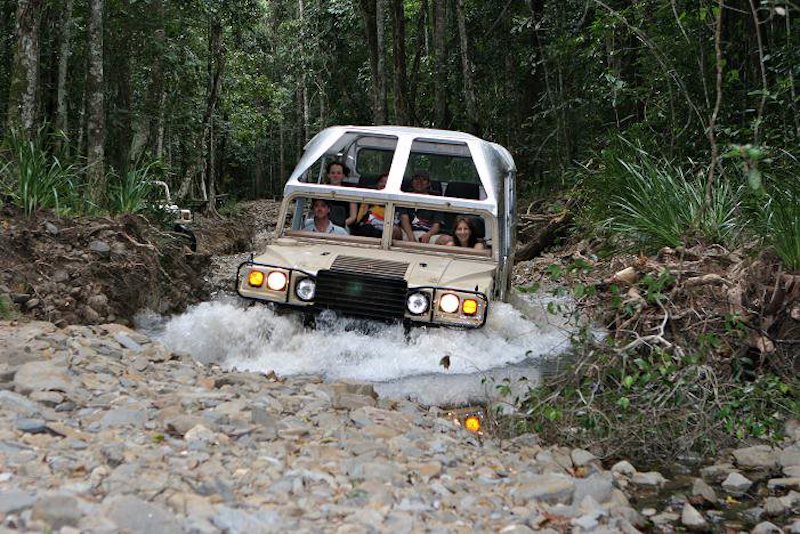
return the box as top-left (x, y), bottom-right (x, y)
top-left (303, 199), bottom-right (349, 235)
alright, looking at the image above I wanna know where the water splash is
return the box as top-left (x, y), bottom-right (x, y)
top-left (145, 294), bottom-right (577, 406)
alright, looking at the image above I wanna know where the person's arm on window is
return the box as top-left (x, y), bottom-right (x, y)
top-left (420, 222), bottom-right (441, 243)
top-left (399, 212), bottom-right (416, 242)
top-left (345, 202), bottom-right (358, 227)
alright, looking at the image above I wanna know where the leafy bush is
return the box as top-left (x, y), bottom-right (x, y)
top-left (519, 338), bottom-right (799, 463)
top-left (108, 162), bottom-right (159, 215)
top-left (764, 183), bottom-right (800, 272)
top-left (606, 158), bottom-right (743, 250)
top-left (1, 130), bottom-right (84, 216)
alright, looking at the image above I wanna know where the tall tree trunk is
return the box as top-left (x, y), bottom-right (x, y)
top-left (455, 0), bottom-right (477, 133)
top-left (433, 0), bottom-right (447, 127)
top-left (147, 0), bottom-right (166, 158)
top-left (109, 0), bottom-right (132, 175)
top-left (408, 0), bottom-right (427, 124)
top-left (298, 0), bottom-right (309, 142)
top-left (56, 0), bottom-right (74, 139)
top-left (391, 0), bottom-right (409, 124)
top-left (359, 0), bottom-right (386, 124)
top-left (375, 0), bottom-right (387, 124)
top-left (203, 18), bottom-right (225, 214)
top-left (86, 0), bottom-right (106, 204)
top-left (7, 0), bottom-right (43, 137)
top-left (176, 18), bottom-right (225, 204)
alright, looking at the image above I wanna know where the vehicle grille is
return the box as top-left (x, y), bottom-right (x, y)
top-left (330, 255), bottom-right (409, 278)
top-left (314, 270), bottom-right (408, 321)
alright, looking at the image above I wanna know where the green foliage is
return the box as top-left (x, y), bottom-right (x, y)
top-left (520, 336), bottom-right (799, 462)
top-left (764, 182), bottom-right (800, 272)
top-left (108, 162), bottom-right (161, 215)
top-left (603, 155), bottom-right (743, 250)
top-left (1, 130), bottom-right (84, 216)
top-left (0, 294), bottom-right (13, 320)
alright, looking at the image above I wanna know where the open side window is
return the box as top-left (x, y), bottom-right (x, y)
top-left (392, 203), bottom-right (492, 257)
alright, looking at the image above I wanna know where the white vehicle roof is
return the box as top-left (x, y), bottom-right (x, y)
top-left (284, 125), bottom-right (516, 217)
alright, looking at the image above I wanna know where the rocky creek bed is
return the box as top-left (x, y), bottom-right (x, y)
top-left (0, 320), bottom-right (799, 533)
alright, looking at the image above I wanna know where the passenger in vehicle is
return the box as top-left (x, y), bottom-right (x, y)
top-left (324, 161), bottom-right (357, 227)
top-left (398, 170), bottom-right (448, 244)
top-left (351, 173), bottom-right (402, 239)
top-left (325, 161), bottom-right (349, 186)
top-left (444, 216), bottom-right (486, 250)
top-left (302, 199), bottom-right (349, 235)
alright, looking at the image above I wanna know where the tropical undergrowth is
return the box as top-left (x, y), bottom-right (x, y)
top-left (0, 129), bottom-right (170, 219)
top-left (503, 254), bottom-right (799, 465)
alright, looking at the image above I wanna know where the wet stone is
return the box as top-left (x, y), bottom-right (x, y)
top-left (722, 472), bottom-right (752, 494)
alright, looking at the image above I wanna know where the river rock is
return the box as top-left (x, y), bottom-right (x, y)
top-left (332, 381), bottom-right (378, 409)
top-left (570, 448), bottom-right (597, 467)
top-left (779, 448), bottom-right (800, 468)
top-left (89, 240), bottom-right (111, 257)
top-left (631, 471), bottom-right (666, 488)
top-left (31, 494), bottom-right (83, 530)
top-left (751, 521), bottom-right (783, 534)
top-left (721, 472), bottom-right (752, 494)
top-left (691, 477), bottom-right (717, 504)
top-left (766, 477), bottom-right (800, 490)
top-left (732, 445), bottom-right (778, 470)
top-left (610, 460), bottom-right (636, 477)
top-left (699, 462), bottom-right (736, 483)
top-left (763, 496), bottom-right (786, 517)
top-left (511, 473), bottom-right (575, 505)
top-left (0, 489), bottom-right (37, 514)
top-left (681, 503), bottom-right (708, 530)
top-left (13, 360), bottom-right (73, 395)
top-left (103, 495), bottom-right (182, 534)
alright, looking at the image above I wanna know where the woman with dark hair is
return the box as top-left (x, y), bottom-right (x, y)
top-left (447, 216), bottom-right (485, 249)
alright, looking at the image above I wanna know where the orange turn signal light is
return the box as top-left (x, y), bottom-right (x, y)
top-left (462, 298), bottom-right (478, 315)
top-left (464, 415), bottom-right (481, 433)
top-left (248, 270), bottom-right (264, 287)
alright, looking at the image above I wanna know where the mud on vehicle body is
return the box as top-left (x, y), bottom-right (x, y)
top-left (237, 126), bottom-right (516, 329)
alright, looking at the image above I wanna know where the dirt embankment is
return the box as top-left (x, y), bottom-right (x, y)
top-left (0, 202), bottom-right (258, 327)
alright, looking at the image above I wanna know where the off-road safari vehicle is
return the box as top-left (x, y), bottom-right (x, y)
top-left (237, 126), bottom-right (516, 329)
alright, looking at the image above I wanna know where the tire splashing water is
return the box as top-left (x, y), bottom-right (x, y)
top-left (139, 294), bottom-right (578, 407)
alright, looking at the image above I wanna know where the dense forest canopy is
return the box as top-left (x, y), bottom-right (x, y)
top-left (0, 0), bottom-right (798, 211)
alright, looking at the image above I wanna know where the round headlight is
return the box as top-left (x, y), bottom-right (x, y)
top-left (295, 277), bottom-right (316, 301)
top-left (439, 293), bottom-right (460, 314)
top-left (406, 292), bottom-right (430, 315)
top-left (248, 270), bottom-right (264, 287)
top-left (266, 271), bottom-right (288, 291)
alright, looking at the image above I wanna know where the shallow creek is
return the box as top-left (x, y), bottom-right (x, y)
top-left (136, 292), bottom-right (578, 408)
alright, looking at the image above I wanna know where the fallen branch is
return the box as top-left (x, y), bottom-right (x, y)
top-left (515, 208), bottom-right (574, 262)
top-left (681, 273), bottom-right (734, 289)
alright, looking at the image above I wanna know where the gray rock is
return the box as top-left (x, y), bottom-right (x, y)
top-left (787, 520), bottom-right (800, 534)
top-left (45, 222), bottom-right (59, 235)
top-left (15, 417), bottom-right (49, 433)
top-left (691, 477), bottom-right (717, 503)
top-left (573, 473), bottom-right (614, 505)
top-left (100, 408), bottom-right (148, 428)
top-left (113, 331), bottom-right (143, 352)
top-left (681, 503), bottom-right (707, 530)
top-left (766, 477), bottom-right (800, 490)
top-left (0, 489), bottom-right (36, 514)
top-left (732, 445), bottom-right (778, 469)
top-left (103, 495), bottom-right (181, 534)
top-left (751, 521), bottom-right (783, 534)
top-left (25, 297), bottom-right (41, 310)
top-left (785, 465), bottom-right (800, 477)
top-left (31, 494), bottom-right (83, 530)
top-left (89, 240), bottom-right (111, 257)
top-left (212, 505), bottom-right (282, 532)
top-left (721, 471), bottom-right (752, 494)
top-left (610, 460), bottom-right (636, 477)
top-left (631, 471), bottom-right (667, 488)
top-left (511, 473), bottom-right (575, 505)
top-left (332, 381), bottom-right (378, 410)
top-left (763, 496), bottom-right (786, 517)
top-left (779, 448), bottom-right (800, 468)
top-left (570, 448), bottom-right (597, 467)
top-left (699, 462), bottom-right (736, 483)
top-left (13, 360), bottom-right (73, 395)
top-left (0, 390), bottom-right (42, 416)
